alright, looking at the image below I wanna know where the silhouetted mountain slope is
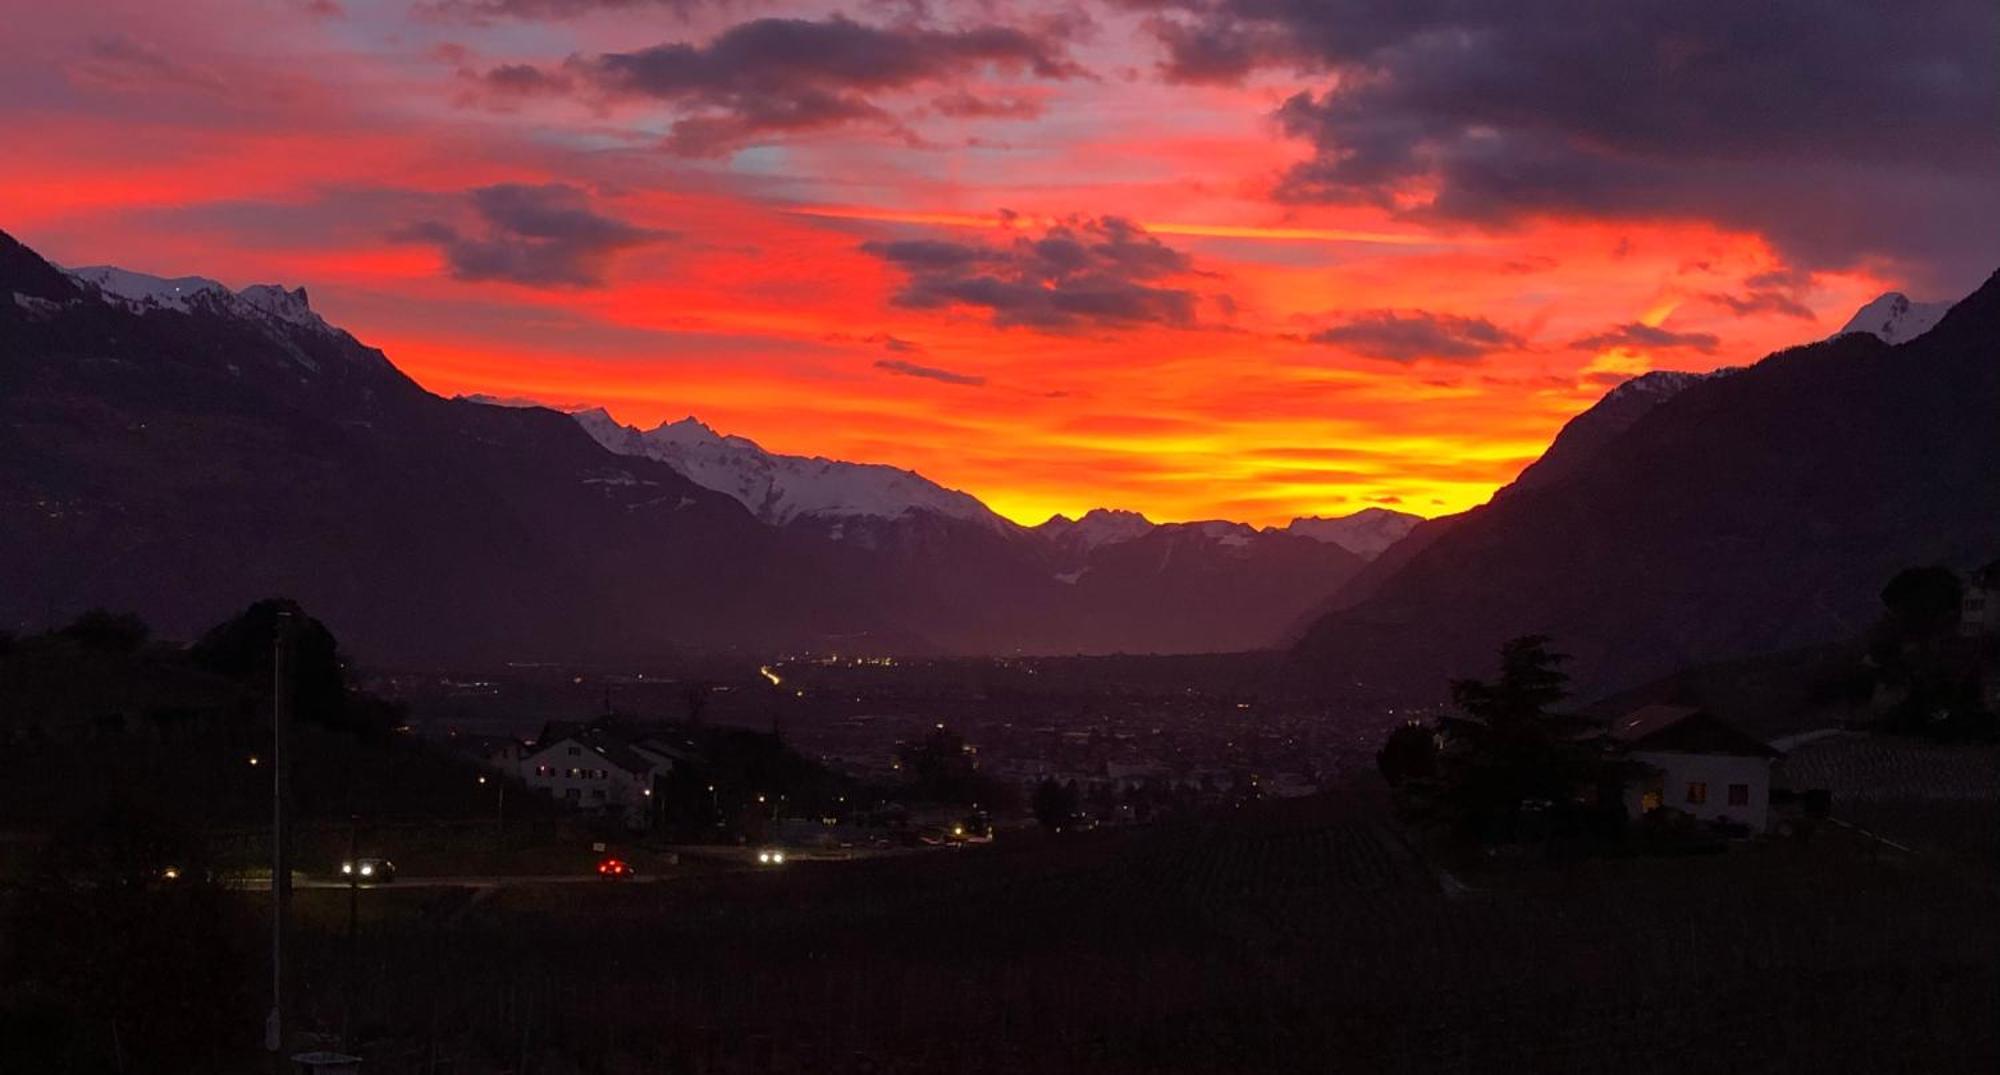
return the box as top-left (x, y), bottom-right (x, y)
top-left (1, 231), bottom-right (1366, 659)
top-left (1503, 369), bottom-right (1733, 497)
top-left (0, 234), bottom-right (809, 662)
top-left (1293, 271), bottom-right (2000, 699)
top-left (1062, 523), bottom-right (1364, 653)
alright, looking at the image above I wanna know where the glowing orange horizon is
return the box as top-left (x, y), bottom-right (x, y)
top-left (0, 1), bottom-right (1906, 529)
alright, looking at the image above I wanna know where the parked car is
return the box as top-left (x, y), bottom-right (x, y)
top-left (339, 857), bottom-right (396, 883)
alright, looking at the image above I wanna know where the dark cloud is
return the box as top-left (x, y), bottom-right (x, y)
top-left (1703, 289), bottom-right (1816, 320)
top-left (478, 63), bottom-right (575, 96)
top-left (421, 0), bottom-right (710, 18)
top-left (874, 359), bottom-right (986, 386)
top-left (489, 15), bottom-right (1084, 155)
top-left (931, 90), bottom-right (1044, 119)
top-left (1144, 14), bottom-right (1292, 85)
top-left (393, 183), bottom-right (668, 287)
top-left (1139, 1), bottom-right (1997, 291)
top-left (1307, 311), bottom-right (1524, 363)
top-left (860, 216), bottom-right (1198, 331)
top-left (71, 34), bottom-right (227, 94)
top-left (1569, 322), bottom-right (1720, 353)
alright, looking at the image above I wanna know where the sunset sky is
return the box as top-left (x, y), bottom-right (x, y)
top-left (3, 0), bottom-right (1992, 526)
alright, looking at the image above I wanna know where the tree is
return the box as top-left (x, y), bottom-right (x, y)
top-left (1423, 635), bottom-right (1626, 842)
top-left (1871, 566), bottom-right (1993, 739)
top-left (57, 608), bottom-right (149, 653)
top-left (190, 597), bottom-right (359, 731)
top-left (1031, 779), bottom-right (1079, 832)
top-left (1376, 722), bottom-right (1438, 786)
top-left (896, 725), bottom-right (984, 805)
top-left (1880, 566), bottom-right (1963, 640)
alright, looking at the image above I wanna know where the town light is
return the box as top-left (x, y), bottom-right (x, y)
top-left (247, 755), bottom-right (260, 766)
top-left (477, 775), bottom-right (487, 784)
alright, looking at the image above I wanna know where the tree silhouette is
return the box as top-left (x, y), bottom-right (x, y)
top-left (57, 608), bottom-right (150, 653)
top-left (1410, 635), bottom-right (1627, 841)
top-left (1031, 779), bottom-right (1079, 832)
top-left (1376, 722), bottom-right (1438, 786)
top-left (190, 597), bottom-right (357, 731)
top-left (1880, 566), bottom-right (1963, 640)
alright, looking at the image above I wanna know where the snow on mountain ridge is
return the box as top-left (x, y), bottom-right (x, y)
top-left (1034, 508), bottom-right (1157, 553)
top-left (1280, 508), bottom-right (1423, 559)
top-left (1600, 368), bottom-right (1736, 404)
top-left (1836, 291), bottom-right (1949, 344)
top-left (65, 264), bottom-right (336, 336)
top-left (575, 408), bottom-right (1014, 531)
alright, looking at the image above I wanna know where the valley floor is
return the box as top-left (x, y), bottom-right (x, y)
top-left (280, 782), bottom-right (1994, 1075)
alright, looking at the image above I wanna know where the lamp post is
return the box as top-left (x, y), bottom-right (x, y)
top-left (479, 774), bottom-right (506, 838)
top-left (266, 610), bottom-right (293, 1068)
top-left (342, 812), bottom-right (358, 1051)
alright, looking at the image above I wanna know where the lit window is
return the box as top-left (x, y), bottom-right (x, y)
top-left (1686, 782), bottom-right (1708, 805)
top-left (1728, 783), bottom-right (1750, 806)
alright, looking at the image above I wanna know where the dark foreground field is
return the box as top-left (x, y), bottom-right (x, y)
top-left (256, 787), bottom-right (1996, 1075)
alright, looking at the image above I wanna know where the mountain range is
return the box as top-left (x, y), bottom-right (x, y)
top-left (8, 224), bottom-right (1987, 697)
top-left (0, 229), bottom-right (1407, 660)
top-left (1291, 273), bottom-right (1998, 700)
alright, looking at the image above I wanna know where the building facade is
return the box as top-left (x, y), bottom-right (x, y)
top-left (1611, 705), bottom-right (1782, 833)
top-left (518, 723), bottom-right (673, 827)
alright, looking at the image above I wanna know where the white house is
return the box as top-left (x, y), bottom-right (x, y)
top-left (518, 722), bottom-right (672, 827)
top-left (1611, 705), bottom-right (1782, 833)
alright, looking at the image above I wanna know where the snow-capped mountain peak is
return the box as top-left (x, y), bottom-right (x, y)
top-left (64, 263), bottom-right (336, 337)
top-left (67, 265), bottom-right (228, 309)
top-left (1280, 507), bottom-right (1423, 559)
top-left (574, 408), bottom-right (1014, 531)
top-left (1599, 368), bottom-right (1736, 405)
top-left (1836, 291), bottom-right (1949, 345)
top-left (1035, 508), bottom-right (1157, 552)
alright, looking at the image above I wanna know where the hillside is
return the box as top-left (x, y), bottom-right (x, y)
top-left (0, 231), bottom-right (1366, 660)
top-left (1293, 271), bottom-right (2000, 699)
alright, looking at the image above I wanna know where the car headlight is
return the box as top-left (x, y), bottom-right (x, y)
top-left (341, 863), bottom-right (353, 875)
top-left (772, 852), bottom-right (784, 864)
top-left (360, 865), bottom-right (373, 876)
top-left (757, 851), bottom-right (770, 863)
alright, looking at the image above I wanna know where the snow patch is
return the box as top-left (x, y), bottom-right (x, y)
top-left (575, 409), bottom-right (1016, 532)
top-left (64, 263), bottom-right (337, 339)
top-left (1835, 291), bottom-right (1949, 345)
top-left (1279, 507), bottom-right (1423, 559)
